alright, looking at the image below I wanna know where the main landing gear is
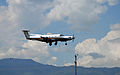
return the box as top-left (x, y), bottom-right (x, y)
top-left (54, 41), bottom-right (57, 45)
top-left (49, 42), bottom-right (58, 46)
top-left (49, 42), bottom-right (67, 46)
top-left (49, 42), bottom-right (52, 46)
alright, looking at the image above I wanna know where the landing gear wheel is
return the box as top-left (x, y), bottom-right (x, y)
top-left (65, 43), bottom-right (67, 45)
top-left (54, 41), bottom-right (57, 45)
top-left (49, 42), bottom-right (52, 46)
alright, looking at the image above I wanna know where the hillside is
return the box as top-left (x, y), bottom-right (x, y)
top-left (0, 58), bottom-right (120, 75)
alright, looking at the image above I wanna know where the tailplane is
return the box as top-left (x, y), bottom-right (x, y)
top-left (22, 29), bottom-right (30, 39)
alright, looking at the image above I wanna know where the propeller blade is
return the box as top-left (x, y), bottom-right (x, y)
top-left (72, 34), bottom-right (75, 42)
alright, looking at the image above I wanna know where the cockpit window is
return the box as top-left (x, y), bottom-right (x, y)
top-left (60, 34), bottom-right (64, 36)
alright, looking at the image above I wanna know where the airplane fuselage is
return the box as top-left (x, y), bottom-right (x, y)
top-left (22, 30), bottom-right (75, 46)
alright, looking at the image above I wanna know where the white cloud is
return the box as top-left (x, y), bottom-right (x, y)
top-left (110, 24), bottom-right (120, 31)
top-left (0, 0), bottom-right (54, 50)
top-left (0, 0), bottom-right (57, 65)
top-left (107, 0), bottom-right (119, 6)
top-left (97, 0), bottom-right (119, 6)
top-left (75, 24), bottom-right (120, 67)
top-left (0, 0), bottom-right (120, 66)
top-left (22, 41), bottom-right (49, 58)
top-left (46, 0), bottom-right (119, 31)
top-left (64, 63), bottom-right (74, 66)
top-left (0, 40), bottom-right (49, 62)
top-left (53, 45), bottom-right (73, 52)
top-left (6, 0), bottom-right (53, 30)
top-left (0, 0), bottom-right (119, 51)
top-left (47, 0), bottom-right (108, 31)
top-left (0, 6), bottom-right (22, 50)
top-left (0, 0), bottom-right (51, 56)
top-left (47, 56), bottom-right (58, 65)
top-left (77, 55), bottom-right (93, 67)
top-left (51, 56), bottom-right (57, 61)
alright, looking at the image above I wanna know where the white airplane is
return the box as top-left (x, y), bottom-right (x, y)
top-left (22, 30), bottom-right (75, 46)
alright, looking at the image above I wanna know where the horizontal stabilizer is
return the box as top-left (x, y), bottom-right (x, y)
top-left (22, 29), bottom-right (30, 32)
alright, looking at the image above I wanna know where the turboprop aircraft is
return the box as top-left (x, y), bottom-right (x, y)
top-left (22, 30), bottom-right (75, 46)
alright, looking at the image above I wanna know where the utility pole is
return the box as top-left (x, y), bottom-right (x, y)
top-left (74, 54), bottom-right (77, 75)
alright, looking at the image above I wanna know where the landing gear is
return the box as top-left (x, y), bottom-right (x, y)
top-left (54, 41), bottom-right (57, 45)
top-left (49, 42), bottom-right (52, 46)
top-left (65, 42), bottom-right (67, 45)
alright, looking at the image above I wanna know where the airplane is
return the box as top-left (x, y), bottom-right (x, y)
top-left (22, 29), bottom-right (75, 46)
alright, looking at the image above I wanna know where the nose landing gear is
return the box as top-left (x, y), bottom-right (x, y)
top-left (65, 42), bottom-right (67, 45)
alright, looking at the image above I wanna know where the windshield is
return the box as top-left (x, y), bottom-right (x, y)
top-left (60, 34), bottom-right (64, 36)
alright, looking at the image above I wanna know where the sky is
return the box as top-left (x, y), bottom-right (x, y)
top-left (0, 0), bottom-right (120, 67)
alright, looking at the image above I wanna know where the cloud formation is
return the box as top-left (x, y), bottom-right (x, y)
top-left (0, 41), bottom-right (49, 62)
top-left (0, 0), bottom-right (54, 50)
top-left (47, 0), bottom-right (106, 30)
top-left (97, 0), bottom-right (119, 6)
top-left (7, 0), bottom-right (53, 30)
top-left (64, 63), bottom-right (74, 66)
top-left (0, 0), bottom-right (120, 66)
top-left (0, 0), bottom-right (53, 63)
top-left (47, 56), bottom-right (58, 65)
top-left (110, 24), bottom-right (120, 31)
top-left (47, 0), bottom-right (119, 30)
top-left (75, 24), bottom-right (120, 67)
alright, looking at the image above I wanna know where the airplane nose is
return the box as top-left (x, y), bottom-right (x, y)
top-left (72, 34), bottom-right (75, 39)
top-left (69, 36), bottom-right (75, 39)
top-left (73, 36), bottom-right (75, 39)
top-left (70, 36), bottom-right (75, 39)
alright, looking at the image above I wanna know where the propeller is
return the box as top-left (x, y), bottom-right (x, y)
top-left (72, 34), bottom-right (75, 42)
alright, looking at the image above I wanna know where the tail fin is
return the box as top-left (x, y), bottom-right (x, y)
top-left (22, 29), bottom-right (30, 39)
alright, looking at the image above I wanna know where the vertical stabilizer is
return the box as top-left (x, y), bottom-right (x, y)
top-left (22, 30), bottom-right (30, 39)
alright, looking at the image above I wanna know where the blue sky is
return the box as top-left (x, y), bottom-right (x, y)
top-left (0, 0), bottom-right (8, 6)
top-left (0, 0), bottom-right (120, 67)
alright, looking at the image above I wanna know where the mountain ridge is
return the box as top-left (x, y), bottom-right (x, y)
top-left (0, 58), bottom-right (120, 75)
